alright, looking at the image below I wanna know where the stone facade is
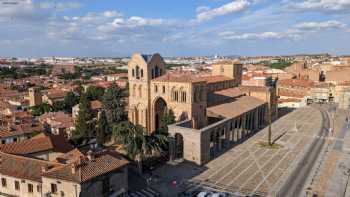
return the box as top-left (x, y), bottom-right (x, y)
top-left (128, 54), bottom-right (243, 133)
top-left (169, 103), bottom-right (267, 165)
top-left (28, 87), bottom-right (42, 107)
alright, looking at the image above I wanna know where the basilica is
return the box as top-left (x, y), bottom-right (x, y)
top-left (128, 53), bottom-right (277, 165)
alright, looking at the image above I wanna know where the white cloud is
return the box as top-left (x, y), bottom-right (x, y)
top-left (220, 31), bottom-right (301, 40)
top-left (295, 20), bottom-right (347, 30)
top-left (219, 20), bottom-right (349, 41)
top-left (196, 0), bottom-right (250, 22)
top-left (39, 2), bottom-right (81, 11)
top-left (196, 6), bottom-right (210, 13)
top-left (287, 0), bottom-right (350, 12)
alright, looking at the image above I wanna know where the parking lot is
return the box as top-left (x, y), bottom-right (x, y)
top-left (149, 107), bottom-right (324, 196)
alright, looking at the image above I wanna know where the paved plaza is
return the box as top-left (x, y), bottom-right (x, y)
top-left (150, 106), bottom-right (329, 196)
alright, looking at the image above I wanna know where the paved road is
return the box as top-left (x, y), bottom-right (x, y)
top-left (278, 106), bottom-right (331, 197)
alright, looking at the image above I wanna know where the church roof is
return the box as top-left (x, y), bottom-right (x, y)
top-left (207, 96), bottom-right (266, 119)
top-left (141, 54), bottom-right (153, 63)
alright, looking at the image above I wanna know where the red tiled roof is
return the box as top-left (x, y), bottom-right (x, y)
top-left (279, 79), bottom-right (314, 88)
top-left (152, 73), bottom-right (205, 83)
top-left (0, 152), bottom-right (62, 182)
top-left (198, 75), bottom-right (234, 84)
top-left (44, 149), bottom-right (129, 183)
top-left (207, 96), bottom-right (266, 119)
top-left (214, 87), bottom-right (244, 98)
top-left (0, 124), bottom-right (44, 138)
top-left (0, 133), bottom-right (73, 155)
top-left (239, 85), bottom-right (271, 92)
top-left (90, 100), bottom-right (102, 110)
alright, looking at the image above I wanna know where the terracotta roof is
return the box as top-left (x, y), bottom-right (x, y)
top-left (39, 112), bottom-right (73, 128)
top-left (90, 100), bottom-right (102, 110)
top-left (278, 98), bottom-right (302, 103)
top-left (207, 96), bottom-right (266, 119)
top-left (278, 89), bottom-right (306, 98)
top-left (213, 87), bottom-right (244, 98)
top-left (198, 75), bottom-right (234, 84)
top-left (0, 152), bottom-right (62, 182)
top-left (0, 133), bottom-right (73, 155)
top-left (152, 73), bottom-right (205, 83)
top-left (279, 79), bottom-right (314, 88)
top-left (44, 149), bottom-right (129, 183)
top-left (0, 124), bottom-right (44, 138)
top-left (239, 85), bottom-right (271, 92)
top-left (46, 89), bottom-right (66, 99)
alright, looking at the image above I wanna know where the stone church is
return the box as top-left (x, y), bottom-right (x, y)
top-left (128, 53), bottom-right (243, 132)
top-left (128, 53), bottom-right (276, 164)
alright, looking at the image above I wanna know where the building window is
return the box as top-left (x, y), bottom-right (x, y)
top-left (174, 91), bottom-right (179, 101)
top-left (1, 178), bottom-right (6, 187)
top-left (132, 69), bottom-right (135, 77)
top-left (141, 69), bottom-right (144, 78)
top-left (181, 92), bottom-right (187, 102)
top-left (136, 66), bottom-right (140, 79)
top-left (162, 86), bottom-right (165, 93)
top-left (51, 183), bottom-right (57, 194)
top-left (15, 180), bottom-right (20, 190)
top-left (155, 85), bottom-right (158, 93)
top-left (28, 183), bottom-right (33, 193)
top-left (37, 185), bottom-right (41, 192)
top-left (151, 68), bottom-right (155, 79)
top-left (1, 140), bottom-right (5, 144)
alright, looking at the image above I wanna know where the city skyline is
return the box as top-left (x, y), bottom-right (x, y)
top-left (1, 0), bottom-right (350, 57)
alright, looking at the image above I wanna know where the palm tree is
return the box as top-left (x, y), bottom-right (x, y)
top-left (113, 121), bottom-right (167, 174)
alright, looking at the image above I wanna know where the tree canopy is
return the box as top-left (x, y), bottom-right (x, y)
top-left (102, 84), bottom-right (127, 124)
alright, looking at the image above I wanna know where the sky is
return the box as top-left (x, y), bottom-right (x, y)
top-left (0, 0), bottom-right (350, 57)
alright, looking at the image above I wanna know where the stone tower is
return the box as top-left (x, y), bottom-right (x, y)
top-left (28, 87), bottom-right (42, 107)
top-left (212, 61), bottom-right (243, 85)
top-left (128, 53), bottom-right (166, 132)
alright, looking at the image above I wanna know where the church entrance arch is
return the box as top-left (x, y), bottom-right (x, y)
top-left (154, 97), bottom-right (167, 131)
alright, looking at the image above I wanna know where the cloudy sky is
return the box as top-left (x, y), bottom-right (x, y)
top-left (1, 0), bottom-right (350, 57)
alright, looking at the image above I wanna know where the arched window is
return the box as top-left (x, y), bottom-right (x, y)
top-left (155, 66), bottom-right (160, 78)
top-left (175, 91), bottom-right (179, 101)
top-left (151, 68), bottom-right (155, 79)
top-left (179, 87), bottom-right (186, 102)
top-left (132, 69), bottom-right (135, 77)
top-left (155, 85), bottom-right (158, 93)
top-left (171, 87), bottom-right (177, 101)
top-left (141, 69), bottom-right (144, 78)
top-left (136, 66), bottom-right (140, 79)
top-left (181, 91), bottom-right (187, 102)
top-left (162, 86), bottom-right (165, 93)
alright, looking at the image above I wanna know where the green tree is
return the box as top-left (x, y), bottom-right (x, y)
top-left (102, 84), bottom-right (126, 124)
top-left (96, 110), bottom-right (109, 147)
top-left (113, 121), bottom-right (167, 174)
top-left (30, 103), bottom-right (52, 116)
top-left (72, 94), bottom-right (93, 144)
top-left (52, 101), bottom-right (65, 112)
top-left (63, 91), bottom-right (79, 113)
top-left (85, 86), bottom-right (105, 101)
top-left (158, 109), bottom-right (176, 135)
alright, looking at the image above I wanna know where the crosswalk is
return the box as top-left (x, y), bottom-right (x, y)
top-left (128, 187), bottom-right (161, 197)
